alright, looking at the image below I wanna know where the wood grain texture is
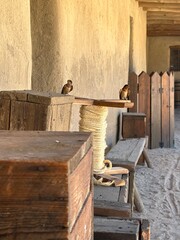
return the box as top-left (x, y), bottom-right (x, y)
top-left (46, 103), bottom-right (72, 131)
top-left (0, 90), bottom-right (74, 131)
top-left (169, 72), bottom-right (175, 147)
top-left (128, 72), bottom-right (138, 112)
top-left (94, 199), bottom-right (131, 218)
top-left (161, 72), bottom-right (170, 148)
top-left (0, 193), bottom-right (93, 240)
top-left (94, 217), bottom-right (140, 240)
top-left (74, 97), bottom-right (134, 108)
top-left (106, 138), bottom-right (145, 208)
top-left (0, 131), bottom-right (93, 239)
top-left (138, 72), bottom-right (151, 139)
top-left (122, 112), bottom-right (146, 138)
top-left (151, 72), bottom-right (161, 148)
top-left (106, 138), bottom-right (146, 170)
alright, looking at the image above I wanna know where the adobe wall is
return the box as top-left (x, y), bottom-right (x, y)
top-left (0, 1), bottom-right (31, 90)
top-left (0, 0), bottom-right (147, 147)
top-left (30, 0), bottom-right (147, 146)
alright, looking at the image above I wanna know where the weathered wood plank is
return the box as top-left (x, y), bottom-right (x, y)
top-left (94, 184), bottom-right (121, 203)
top-left (161, 72), bottom-right (170, 147)
top-left (138, 72), bottom-right (151, 140)
top-left (69, 149), bottom-right (93, 231)
top-left (106, 138), bottom-right (146, 169)
top-left (74, 97), bottom-right (134, 108)
top-left (0, 90), bottom-right (74, 131)
top-left (128, 72), bottom-right (139, 112)
top-left (10, 101), bottom-right (37, 130)
top-left (0, 193), bottom-right (93, 240)
top-left (122, 113), bottom-right (146, 138)
top-left (94, 200), bottom-right (131, 218)
top-left (94, 217), bottom-right (140, 240)
top-left (169, 72), bottom-right (175, 147)
top-left (46, 104), bottom-right (73, 131)
top-left (118, 174), bottom-right (129, 203)
top-left (151, 72), bottom-right (161, 148)
top-left (106, 138), bottom-right (145, 209)
top-left (0, 131), bottom-right (93, 239)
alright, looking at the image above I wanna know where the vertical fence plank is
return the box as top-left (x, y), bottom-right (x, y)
top-left (161, 72), bottom-right (170, 148)
top-left (128, 72), bottom-right (138, 112)
top-left (128, 71), bottom-right (174, 149)
top-left (169, 72), bottom-right (174, 148)
top-left (138, 72), bottom-right (151, 141)
top-left (151, 72), bottom-right (161, 149)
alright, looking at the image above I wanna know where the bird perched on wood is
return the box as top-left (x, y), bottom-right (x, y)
top-left (119, 84), bottom-right (130, 100)
top-left (61, 80), bottom-right (73, 94)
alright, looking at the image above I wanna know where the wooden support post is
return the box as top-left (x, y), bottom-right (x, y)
top-left (134, 184), bottom-right (144, 213)
top-left (143, 148), bottom-right (153, 168)
top-left (129, 171), bottom-right (135, 211)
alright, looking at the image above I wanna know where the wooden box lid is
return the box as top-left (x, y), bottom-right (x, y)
top-left (0, 131), bottom-right (93, 233)
top-left (0, 90), bottom-right (74, 105)
top-left (0, 131), bottom-right (92, 173)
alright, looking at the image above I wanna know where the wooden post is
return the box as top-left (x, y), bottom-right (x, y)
top-left (129, 72), bottom-right (139, 112)
top-left (161, 72), bottom-right (170, 148)
top-left (169, 72), bottom-right (175, 148)
top-left (138, 72), bottom-right (151, 146)
top-left (150, 72), bottom-right (161, 149)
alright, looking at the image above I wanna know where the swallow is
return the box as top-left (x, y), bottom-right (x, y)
top-left (119, 84), bottom-right (130, 100)
top-left (61, 80), bottom-right (73, 94)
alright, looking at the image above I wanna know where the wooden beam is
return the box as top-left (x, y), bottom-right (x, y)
top-left (148, 19), bottom-right (180, 24)
top-left (147, 12), bottom-right (180, 21)
top-left (139, 2), bottom-right (180, 9)
top-left (94, 200), bottom-right (131, 218)
top-left (144, 8), bottom-right (180, 12)
top-left (136, 0), bottom-right (180, 3)
top-left (136, 0), bottom-right (180, 36)
top-left (147, 24), bottom-right (180, 36)
top-left (74, 97), bottom-right (134, 108)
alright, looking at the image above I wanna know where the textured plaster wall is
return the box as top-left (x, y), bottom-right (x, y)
top-left (31, 0), bottom-right (147, 146)
top-left (0, 1), bottom-right (31, 90)
top-left (147, 36), bottom-right (180, 80)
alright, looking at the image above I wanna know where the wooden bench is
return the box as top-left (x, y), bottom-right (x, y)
top-left (94, 216), bottom-right (150, 240)
top-left (94, 174), bottom-right (131, 218)
top-left (106, 138), bottom-right (149, 211)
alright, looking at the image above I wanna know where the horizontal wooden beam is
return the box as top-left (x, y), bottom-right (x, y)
top-left (148, 24), bottom-right (180, 36)
top-left (148, 19), bottom-right (180, 24)
top-left (136, 0), bottom-right (180, 36)
top-left (136, 0), bottom-right (180, 3)
top-left (147, 11), bottom-right (180, 20)
top-left (148, 30), bottom-right (180, 36)
top-left (139, 2), bottom-right (180, 9)
top-left (144, 8), bottom-right (180, 12)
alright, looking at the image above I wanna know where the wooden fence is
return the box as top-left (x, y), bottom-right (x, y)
top-left (128, 71), bottom-right (174, 149)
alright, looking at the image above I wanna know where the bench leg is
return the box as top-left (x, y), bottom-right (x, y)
top-left (128, 171), bottom-right (135, 211)
top-left (134, 183), bottom-right (144, 213)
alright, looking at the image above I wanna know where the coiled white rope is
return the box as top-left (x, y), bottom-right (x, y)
top-left (79, 105), bottom-right (116, 186)
top-left (79, 105), bottom-right (108, 170)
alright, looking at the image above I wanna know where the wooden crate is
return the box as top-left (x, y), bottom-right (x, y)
top-left (0, 131), bottom-right (93, 240)
top-left (122, 112), bottom-right (146, 138)
top-left (0, 90), bottom-right (74, 131)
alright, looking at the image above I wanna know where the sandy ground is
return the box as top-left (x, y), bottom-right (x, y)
top-left (133, 109), bottom-right (180, 240)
